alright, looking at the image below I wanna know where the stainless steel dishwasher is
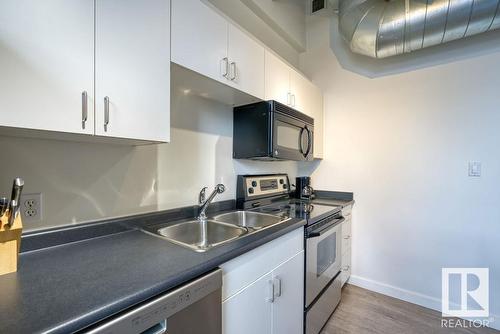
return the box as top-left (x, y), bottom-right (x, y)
top-left (85, 269), bottom-right (222, 334)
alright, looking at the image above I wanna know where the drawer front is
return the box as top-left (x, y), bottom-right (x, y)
top-left (341, 267), bottom-right (351, 286)
top-left (341, 249), bottom-right (351, 286)
top-left (221, 227), bottom-right (304, 300)
top-left (342, 218), bottom-right (351, 238)
top-left (342, 248), bottom-right (351, 268)
top-left (342, 234), bottom-right (351, 256)
top-left (342, 217), bottom-right (351, 256)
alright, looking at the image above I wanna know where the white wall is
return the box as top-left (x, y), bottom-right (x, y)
top-left (301, 16), bottom-right (500, 327)
top-left (0, 88), bottom-right (302, 232)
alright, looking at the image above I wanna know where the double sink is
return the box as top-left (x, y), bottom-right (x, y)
top-left (153, 211), bottom-right (288, 252)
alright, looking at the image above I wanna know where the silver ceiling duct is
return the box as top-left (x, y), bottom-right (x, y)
top-left (338, 0), bottom-right (500, 58)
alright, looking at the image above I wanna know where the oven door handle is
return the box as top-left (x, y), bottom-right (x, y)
top-left (306, 217), bottom-right (345, 238)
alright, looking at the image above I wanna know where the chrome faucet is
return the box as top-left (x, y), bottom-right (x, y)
top-left (198, 184), bottom-right (226, 221)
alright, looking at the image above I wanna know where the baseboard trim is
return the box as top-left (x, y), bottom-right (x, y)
top-left (348, 275), bottom-right (500, 331)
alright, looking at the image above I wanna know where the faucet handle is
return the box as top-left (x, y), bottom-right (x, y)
top-left (199, 187), bottom-right (208, 204)
top-left (215, 184), bottom-right (226, 194)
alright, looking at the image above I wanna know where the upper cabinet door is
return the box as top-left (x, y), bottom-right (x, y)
top-left (0, 0), bottom-right (94, 135)
top-left (171, 0), bottom-right (228, 83)
top-left (265, 51), bottom-right (291, 106)
top-left (95, 0), bottom-right (170, 142)
top-left (290, 70), bottom-right (310, 114)
top-left (227, 24), bottom-right (265, 99)
top-left (311, 85), bottom-right (324, 159)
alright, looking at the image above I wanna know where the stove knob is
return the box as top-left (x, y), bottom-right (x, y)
top-left (248, 188), bottom-right (254, 194)
top-left (251, 181), bottom-right (257, 187)
top-left (279, 179), bottom-right (284, 184)
top-left (283, 184), bottom-right (287, 189)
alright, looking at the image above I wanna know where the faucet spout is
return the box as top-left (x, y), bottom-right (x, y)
top-left (198, 184), bottom-right (225, 221)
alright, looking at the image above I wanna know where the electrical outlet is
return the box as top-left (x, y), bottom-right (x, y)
top-left (20, 193), bottom-right (43, 222)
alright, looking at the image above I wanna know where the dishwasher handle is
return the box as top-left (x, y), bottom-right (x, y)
top-left (143, 320), bottom-right (167, 334)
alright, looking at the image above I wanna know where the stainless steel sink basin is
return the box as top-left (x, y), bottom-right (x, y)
top-left (156, 220), bottom-right (247, 252)
top-left (213, 211), bottom-right (287, 230)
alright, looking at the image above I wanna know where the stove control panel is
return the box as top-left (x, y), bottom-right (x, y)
top-left (237, 174), bottom-right (290, 201)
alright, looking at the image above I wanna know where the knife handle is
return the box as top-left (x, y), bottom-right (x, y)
top-left (8, 178), bottom-right (24, 226)
top-left (0, 197), bottom-right (8, 217)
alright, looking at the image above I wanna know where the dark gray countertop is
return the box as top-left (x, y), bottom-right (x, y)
top-left (313, 198), bottom-right (355, 208)
top-left (0, 205), bottom-right (306, 334)
top-left (313, 190), bottom-right (355, 208)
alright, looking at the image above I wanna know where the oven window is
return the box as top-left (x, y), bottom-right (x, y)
top-left (317, 231), bottom-right (337, 277)
top-left (276, 122), bottom-right (301, 150)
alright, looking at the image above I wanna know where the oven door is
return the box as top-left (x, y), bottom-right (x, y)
top-left (305, 216), bottom-right (344, 307)
top-left (273, 113), bottom-right (313, 161)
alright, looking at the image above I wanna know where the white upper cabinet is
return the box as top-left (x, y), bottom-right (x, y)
top-left (95, 0), bottom-right (170, 142)
top-left (0, 0), bottom-right (170, 143)
top-left (265, 51), bottom-right (324, 159)
top-left (310, 85), bottom-right (324, 159)
top-left (294, 75), bottom-right (324, 159)
top-left (265, 50), bottom-right (291, 106)
top-left (290, 70), bottom-right (310, 114)
top-left (171, 0), bottom-right (265, 100)
top-left (0, 0), bottom-right (94, 135)
top-left (171, 0), bottom-right (228, 83)
top-left (227, 24), bottom-right (265, 99)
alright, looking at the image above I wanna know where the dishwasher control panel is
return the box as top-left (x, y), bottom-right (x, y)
top-left (86, 269), bottom-right (222, 334)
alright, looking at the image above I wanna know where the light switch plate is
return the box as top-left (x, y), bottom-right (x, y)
top-left (468, 161), bottom-right (481, 177)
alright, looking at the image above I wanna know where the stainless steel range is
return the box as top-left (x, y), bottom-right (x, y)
top-left (236, 174), bottom-right (344, 334)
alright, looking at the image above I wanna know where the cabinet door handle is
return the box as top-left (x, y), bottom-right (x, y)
top-left (81, 91), bottom-right (88, 129)
top-left (104, 96), bottom-right (110, 132)
top-left (342, 265), bottom-right (350, 271)
top-left (291, 94), bottom-right (296, 107)
top-left (287, 92), bottom-right (291, 105)
top-left (344, 235), bottom-right (351, 240)
top-left (267, 280), bottom-right (275, 303)
top-left (274, 277), bottom-right (282, 298)
top-left (221, 57), bottom-right (229, 78)
top-left (230, 61), bottom-right (237, 81)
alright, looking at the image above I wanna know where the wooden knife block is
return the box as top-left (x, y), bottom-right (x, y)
top-left (0, 213), bottom-right (22, 276)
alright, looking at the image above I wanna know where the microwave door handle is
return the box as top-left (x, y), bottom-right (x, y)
top-left (305, 127), bottom-right (312, 156)
top-left (299, 127), bottom-right (305, 155)
top-left (307, 217), bottom-right (345, 238)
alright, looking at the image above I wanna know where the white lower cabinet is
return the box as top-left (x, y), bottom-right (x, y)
top-left (341, 208), bottom-right (353, 286)
top-left (223, 272), bottom-right (273, 334)
top-left (221, 228), bottom-right (304, 334)
top-left (272, 253), bottom-right (304, 334)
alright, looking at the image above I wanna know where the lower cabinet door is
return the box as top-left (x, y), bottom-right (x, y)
top-left (273, 251), bottom-right (304, 334)
top-left (222, 272), bottom-right (273, 334)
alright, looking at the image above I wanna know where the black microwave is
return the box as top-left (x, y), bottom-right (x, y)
top-left (233, 100), bottom-right (314, 161)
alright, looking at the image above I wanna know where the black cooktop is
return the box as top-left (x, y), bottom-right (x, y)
top-left (252, 199), bottom-right (341, 225)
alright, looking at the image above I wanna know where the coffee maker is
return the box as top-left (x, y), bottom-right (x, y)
top-left (295, 176), bottom-right (314, 200)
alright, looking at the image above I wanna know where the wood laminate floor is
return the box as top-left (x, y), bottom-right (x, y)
top-left (321, 284), bottom-right (499, 334)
